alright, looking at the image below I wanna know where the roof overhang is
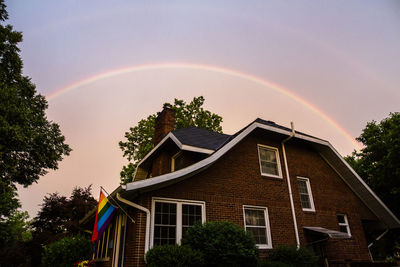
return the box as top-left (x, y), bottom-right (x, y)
top-left (123, 121), bottom-right (400, 229)
top-left (304, 226), bottom-right (351, 239)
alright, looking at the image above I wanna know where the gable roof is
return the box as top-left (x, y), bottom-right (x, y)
top-left (124, 119), bottom-right (400, 229)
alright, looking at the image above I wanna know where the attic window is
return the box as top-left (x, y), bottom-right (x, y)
top-left (297, 177), bottom-right (315, 212)
top-left (337, 214), bottom-right (351, 236)
top-left (171, 151), bottom-right (184, 172)
top-left (257, 145), bottom-right (282, 178)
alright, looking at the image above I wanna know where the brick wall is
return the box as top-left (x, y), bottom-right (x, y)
top-left (120, 130), bottom-right (376, 266)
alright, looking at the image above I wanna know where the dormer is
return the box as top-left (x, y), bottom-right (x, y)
top-left (133, 107), bottom-right (230, 181)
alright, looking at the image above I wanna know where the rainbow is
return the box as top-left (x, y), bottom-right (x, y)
top-left (46, 62), bottom-right (361, 150)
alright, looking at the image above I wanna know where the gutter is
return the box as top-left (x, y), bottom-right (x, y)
top-left (281, 122), bottom-right (301, 248)
top-left (116, 193), bottom-right (151, 254)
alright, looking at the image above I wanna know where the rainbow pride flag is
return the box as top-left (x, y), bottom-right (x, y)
top-left (92, 190), bottom-right (116, 243)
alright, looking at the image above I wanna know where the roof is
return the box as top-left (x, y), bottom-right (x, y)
top-left (303, 227), bottom-right (350, 239)
top-left (172, 127), bottom-right (230, 151)
top-left (125, 119), bottom-right (400, 229)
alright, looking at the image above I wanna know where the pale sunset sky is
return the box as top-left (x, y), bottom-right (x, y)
top-left (6, 0), bottom-right (400, 217)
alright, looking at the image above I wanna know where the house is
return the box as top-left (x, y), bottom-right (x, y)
top-left (86, 107), bottom-right (400, 267)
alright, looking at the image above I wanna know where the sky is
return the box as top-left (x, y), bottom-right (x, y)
top-left (6, 0), bottom-right (400, 217)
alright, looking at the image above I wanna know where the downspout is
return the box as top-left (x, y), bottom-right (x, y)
top-left (282, 122), bottom-right (301, 249)
top-left (367, 228), bottom-right (389, 261)
top-left (116, 193), bottom-right (151, 254)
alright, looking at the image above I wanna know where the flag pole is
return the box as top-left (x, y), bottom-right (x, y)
top-left (100, 186), bottom-right (135, 223)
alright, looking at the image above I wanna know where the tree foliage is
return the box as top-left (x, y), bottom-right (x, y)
top-left (33, 185), bottom-right (97, 239)
top-left (345, 112), bottom-right (400, 218)
top-left (119, 96), bottom-right (223, 184)
top-left (0, 2), bottom-right (71, 187)
top-left (0, 1), bottom-right (71, 264)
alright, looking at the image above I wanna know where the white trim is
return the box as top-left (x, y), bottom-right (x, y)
top-left (181, 144), bottom-right (214, 154)
top-left (137, 132), bottom-right (179, 168)
top-left (171, 151), bottom-right (182, 172)
top-left (150, 197), bottom-right (206, 248)
top-left (123, 121), bottom-right (400, 229)
top-left (243, 205), bottom-right (272, 249)
top-left (321, 144), bottom-right (400, 226)
top-left (297, 177), bottom-right (316, 212)
top-left (337, 213), bottom-right (351, 237)
top-left (257, 144), bottom-right (283, 178)
top-left (126, 122), bottom-right (328, 192)
top-left (136, 133), bottom-right (214, 173)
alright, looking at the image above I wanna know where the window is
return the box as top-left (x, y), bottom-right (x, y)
top-left (258, 145), bottom-right (282, 178)
top-left (297, 177), bottom-right (315, 212)
top-left (152, 198), bottom-right (205, 247)
top-left (171, 151), bottom-right (184, 172)
top-left (337, 214), bottom-right (351, 236)
top-left (243, 206), bottom-right (272, 249)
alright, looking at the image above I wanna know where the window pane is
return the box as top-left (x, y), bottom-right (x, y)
top-left (154, 202), bottom-right (177, 246)
top-left (174, 153), bottom-right (184, 171)
top-left (182, 204), bottom-right (202, 239)
top-left (337, 215), bottom-right (345, 224)
top-left (297, 180), bottom-right (308, 194)
top-left (247, 227), bottom-right (267, 245)
top-left (245, 209), bottom-right (265, 226)
top-left (300, 194), bottom-right (311, 209)
top-left (339, 226), bottom-right (348, 233)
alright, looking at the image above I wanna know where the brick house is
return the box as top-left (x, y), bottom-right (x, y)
top-left (87, 107), bottom-right (400, 267)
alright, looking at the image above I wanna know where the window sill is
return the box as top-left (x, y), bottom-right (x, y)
top-left (256, 244), bottom-right (273, 250)
top-left (302, 209), bottom-right (316, 213)
top-left (260, 173), bottom-right (283, 179)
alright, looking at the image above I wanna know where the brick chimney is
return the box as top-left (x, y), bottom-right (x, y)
top-left (153, 105), bottom-right (175, 146)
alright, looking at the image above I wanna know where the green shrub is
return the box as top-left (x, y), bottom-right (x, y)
top-left (145, 244), bottom-right (205, 267)
top-left (41, 235), bottom-right (92, 267)
top-left (181, 221), bottom-right (259, 267)
top-left (268, 245), bottom-right (317, 267)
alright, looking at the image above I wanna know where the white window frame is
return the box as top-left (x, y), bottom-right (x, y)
top-left (171, 151), bottom-right (183, 172)
top-left (243, 205), bottom-right (272, 249)
top-left (337, 213), bottom-right (351, 237)
top-left (297, 177), bottom-right (316, 212)
top-left (257, 144), bottom-right (283, 178)
top-left (151, 197), bottom-right (206, 248)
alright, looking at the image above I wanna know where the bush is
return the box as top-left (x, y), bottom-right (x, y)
top-left (145, 244), bottom-right (205, 267)
top-left (268, 245), bottom-right (317, 267)
top-left (41, 235), bottom-right (92, 267)
top-left (181, 221), bottom-right (259, 267)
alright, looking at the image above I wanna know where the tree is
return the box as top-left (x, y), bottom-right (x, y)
top-left (345, 112), bottom-right (400, 218)
top-left (119, 96), bottom-right (223, 184)
top-left (33, 185), bottom-right (97, 240)
top-left (0, 1), bottom-right (71, 188)
top-left (29, 185), bottom-right (97, 266)
top-left (0, 1), bottom-right (71, 264)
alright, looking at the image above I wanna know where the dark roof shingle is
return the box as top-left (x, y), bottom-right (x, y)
top-left (172, 127), bottom-right (230, 151)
